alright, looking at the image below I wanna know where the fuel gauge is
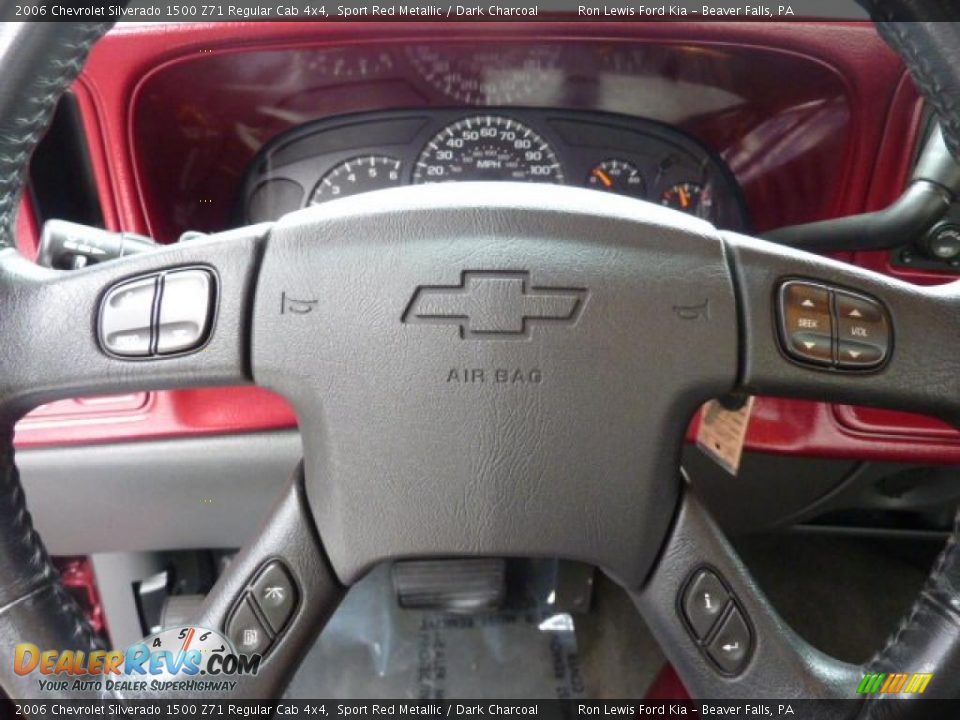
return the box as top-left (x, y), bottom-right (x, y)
top-left (586, 160), bottom-right (646, 199)
top-left (660, 181), bottom-right (712, 219)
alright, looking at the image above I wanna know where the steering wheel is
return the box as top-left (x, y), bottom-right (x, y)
top-left (2, 11), bottom-right (960, 713)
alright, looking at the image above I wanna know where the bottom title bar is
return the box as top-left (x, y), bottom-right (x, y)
top-left (3, 700), bottom-right (957, 719)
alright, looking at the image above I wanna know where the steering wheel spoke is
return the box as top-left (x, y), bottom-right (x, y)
top-left (629, 489), bottom-right (860, 702)
top-left (132, 463), bottom-right (344, 700)
top-left (726, 231), bottom-right (960, 421)
top-left (0, 226), bottom-right (269, 699)
top-left (0, 227), bottom-right (264, 421)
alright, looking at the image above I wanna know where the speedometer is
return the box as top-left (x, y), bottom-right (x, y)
top-left (413, 115), bottom-right (564, 185)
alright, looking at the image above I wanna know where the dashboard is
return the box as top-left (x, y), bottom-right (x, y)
top-left (19, 21), bottom-right (960, 474)
top-left (241, 109), bottom-right (748, 231)
top-left (12, 19), bottom-right (960, 560)
top-left (122, 29), bottom-right (871, 245)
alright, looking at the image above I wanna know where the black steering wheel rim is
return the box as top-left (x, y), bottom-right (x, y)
top-left (1, 11), bottom-right (960, 714)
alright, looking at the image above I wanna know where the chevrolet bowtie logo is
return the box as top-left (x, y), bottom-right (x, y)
top-left (403, 271), bottom-right (588, 339)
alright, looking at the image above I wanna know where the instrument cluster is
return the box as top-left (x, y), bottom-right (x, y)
top-left (242, 109), bottom-right (748, 231)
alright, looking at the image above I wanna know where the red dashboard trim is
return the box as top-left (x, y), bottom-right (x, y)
top-left (15, 21), bottom-right (960, 463)
top-left (15, 193), bottom-right (40, 258)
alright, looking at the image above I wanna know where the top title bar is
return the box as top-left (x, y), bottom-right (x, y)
top-left (9, 0), bottom-right (960, 22)
top-left (2, 0), bottom-right (905, 22)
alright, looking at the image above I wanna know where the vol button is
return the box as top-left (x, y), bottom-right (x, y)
top-left (835, 291), bottom-right (889, 367)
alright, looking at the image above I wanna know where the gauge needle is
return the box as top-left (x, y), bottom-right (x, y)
top-left (679, 186), bottom-right (690, 208)
top-left (593, 169), bottom-right (613, 188)
top-left (180, 627), bottom-right (195, 654)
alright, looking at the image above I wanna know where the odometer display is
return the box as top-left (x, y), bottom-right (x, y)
top-left (413, 115), bottom-right (564, 185)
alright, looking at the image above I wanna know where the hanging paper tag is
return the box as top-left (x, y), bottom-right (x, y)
top-left (695, 397), bottom-right (755, 476)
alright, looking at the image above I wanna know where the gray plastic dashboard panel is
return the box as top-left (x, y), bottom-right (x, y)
top-left (19, 431), bottom-right (301, 554)
top-left (17, 430), bottom-right (871, 556)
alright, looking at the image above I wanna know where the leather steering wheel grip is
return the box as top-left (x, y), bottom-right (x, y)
top-left (0, 21), bottom-right (111, 251)
top-left (0, 20), bottom-right (115, 701)
top-left (858, 2), bottom-right (960, 160)
top-left (857, 506), bottom-right (960, 715)
top-left (0, 428), bottom-right (108, 701)
top-left (873, 22), bottom-right (960, 160)
top-left (853, 2), bottom-right (960, 713)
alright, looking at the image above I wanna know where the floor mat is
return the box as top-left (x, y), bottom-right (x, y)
top-left (284, 530), bottom-right (932, 698)
top-left (285, 566), bottom-right (587, 699)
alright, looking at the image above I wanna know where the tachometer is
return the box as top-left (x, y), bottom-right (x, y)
top-left (413, 115), bottom-right (564, 184)
top-left (311, 155), bottom-right (402, 204)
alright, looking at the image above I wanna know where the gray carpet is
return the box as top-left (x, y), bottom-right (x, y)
top-left (733, 531), bottom-right (939, 664)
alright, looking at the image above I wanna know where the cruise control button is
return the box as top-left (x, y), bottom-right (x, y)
top-left (99, 276), bottom-right (157, 357)
top-left (707, 605), bottom-right (752, 674)
top-left (778, 282), bottom-right (832, 365)
top-left (682, 569), bottom-right (730, 639)
top-left (226, 596), bottom-right (272, 655)
top-left (157, 269), bottom-right (214, 355)
top-left (251, 561), bottom-right (298, 634)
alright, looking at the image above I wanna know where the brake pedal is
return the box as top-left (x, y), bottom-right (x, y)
top-left (392, 558), bottom-right (506, 612)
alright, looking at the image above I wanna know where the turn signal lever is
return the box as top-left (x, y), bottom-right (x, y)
top-left (36, 220), bottom-right (157, 269)
top-left (764, 123), bottom-right (960, 252)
